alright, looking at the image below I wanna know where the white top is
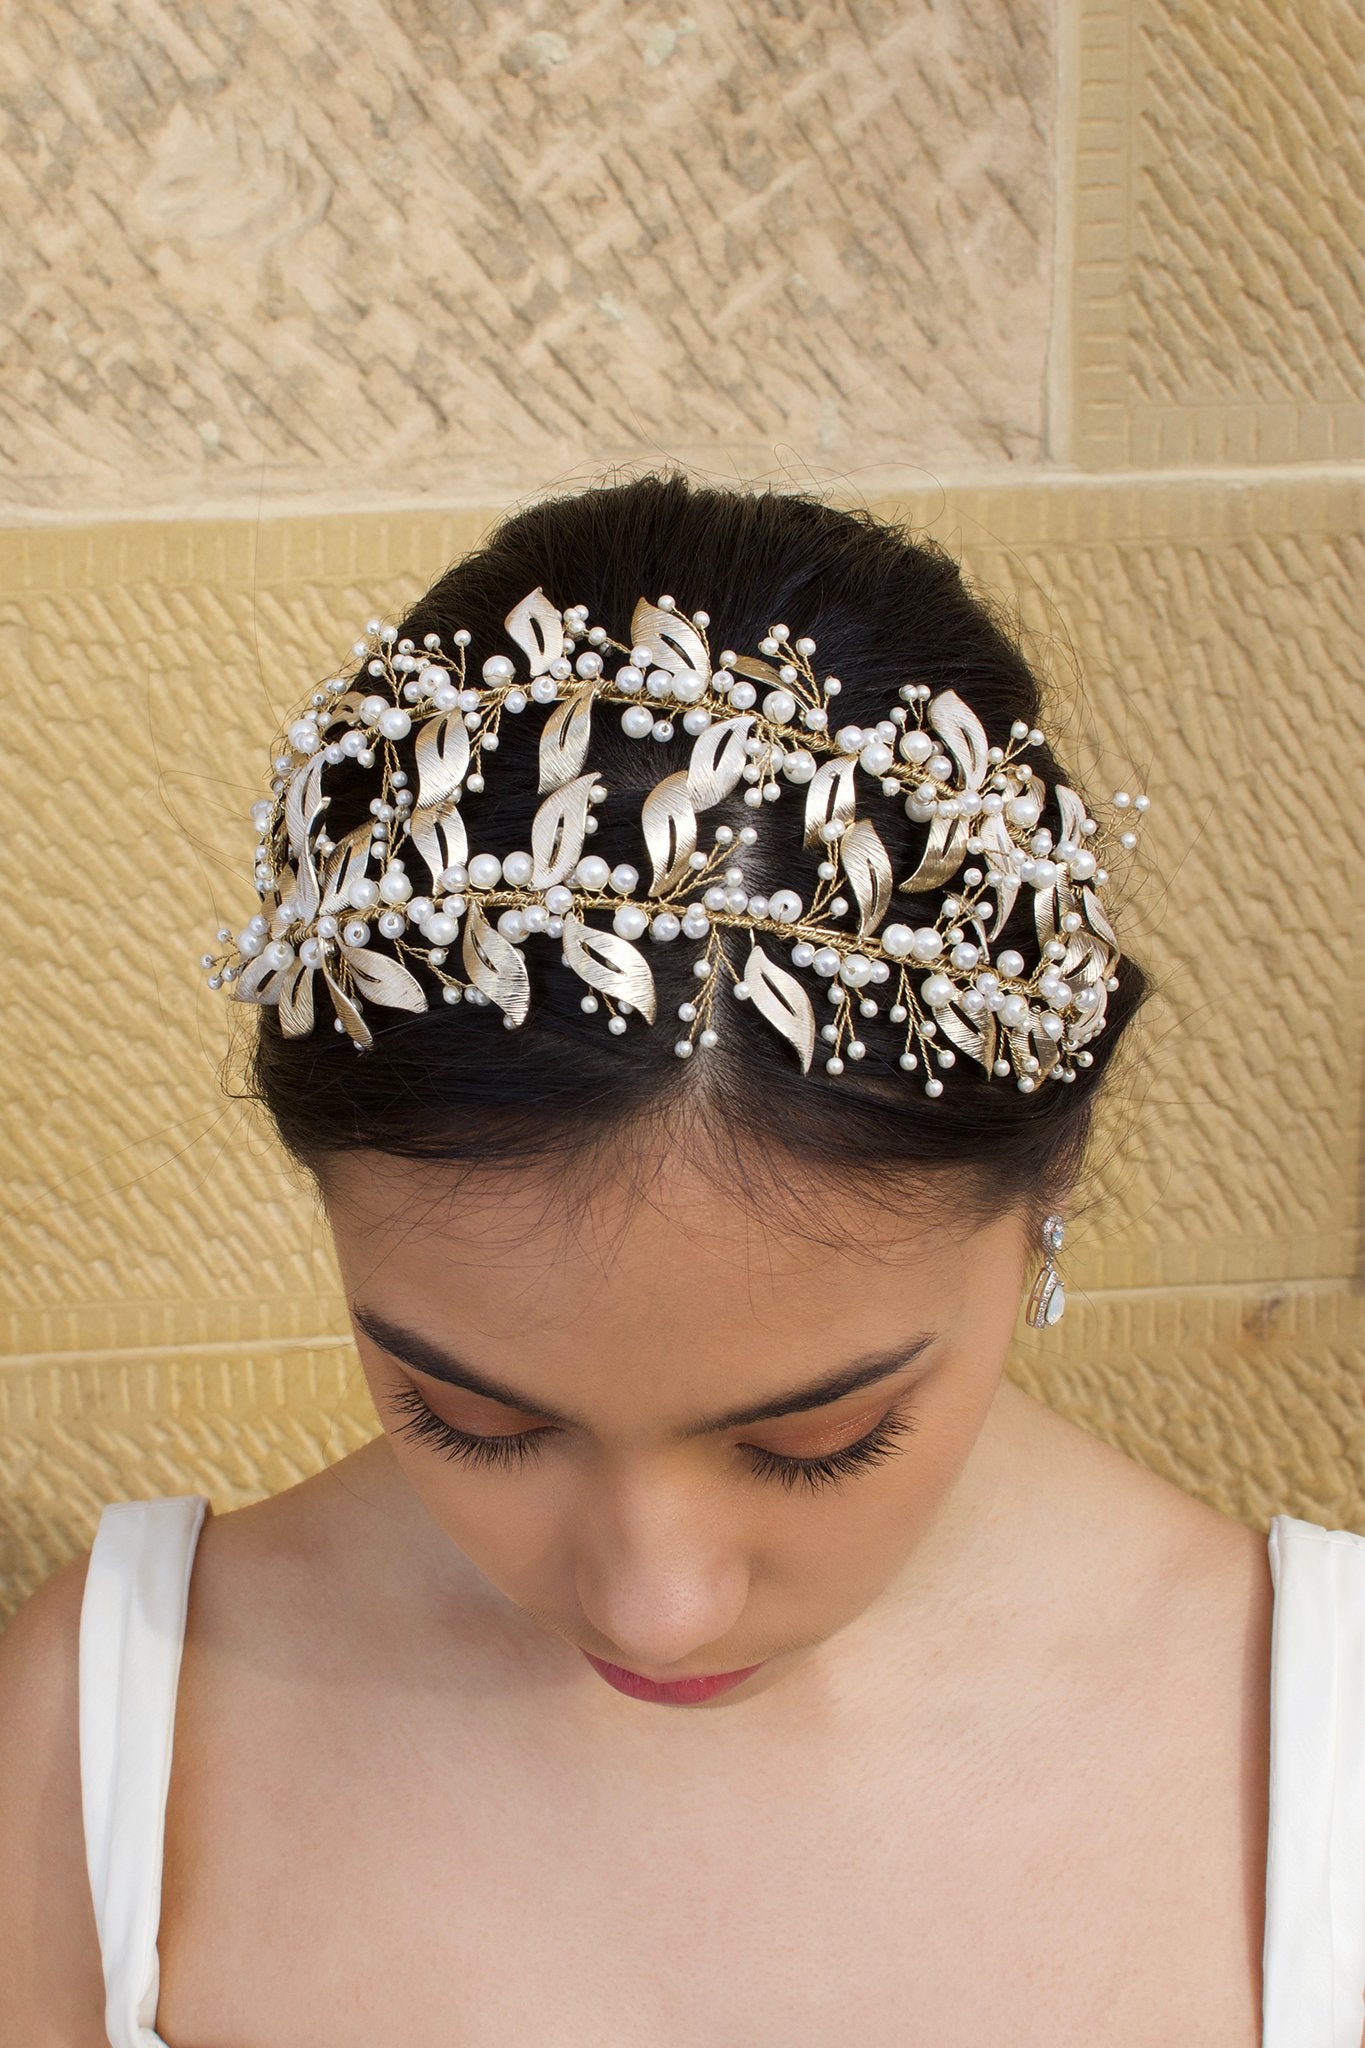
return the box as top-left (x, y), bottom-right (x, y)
top-left (77, 1497), bottom-right (1365, 2047)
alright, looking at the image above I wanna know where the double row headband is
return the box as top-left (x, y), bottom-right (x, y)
top-left (203, 588), bottom-right (1149, 1096)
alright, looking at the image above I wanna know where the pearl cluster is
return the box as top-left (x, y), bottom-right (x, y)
top-left (201, 585), bottom-right (1149, 1097)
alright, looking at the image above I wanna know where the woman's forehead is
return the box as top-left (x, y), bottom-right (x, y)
top-left (321, 1138), bottom-right (1003, 1272)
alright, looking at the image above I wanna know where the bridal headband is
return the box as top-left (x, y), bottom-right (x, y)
top-left (201, 588), bottom-right (1149, 1095)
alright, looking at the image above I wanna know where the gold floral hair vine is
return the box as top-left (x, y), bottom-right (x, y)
top-left (201, 588), bottom-right (1150, 1096)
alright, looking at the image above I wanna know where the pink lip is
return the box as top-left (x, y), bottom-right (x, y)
top-left (582, 1652), bottom-right (766, 1704)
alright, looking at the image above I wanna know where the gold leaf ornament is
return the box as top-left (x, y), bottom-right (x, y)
top-left (742, 943), bottom-right (817, 1073)
top-left (504, 588), bottom-right (565, 677)
top-left (629, 600), bottom-right (709, 677)
top-left (530, 774), bottom-right (596, 889)
top-left (685, 714), bottom-right (755, 808)
top-left (561, 916), bottom-right (658, 1023)
top-left (415, 711), bottom-right (470, 811)
top-left (319, 824), bottom-right (374, 915)
top-left (279, 957), bottom-right (316, 1038)
top-left (230, 950), bottom-right (293, 1005)
top-left (839, 818), bottom-right (893, 935)
top-left (899, 809), bottom-right (969, 895)
top-left (641, 771), bottom-right (699, 892)
top-left (285, 752), bottom-right (326, 864)
top-left (339, 944), bottom-right (429, 1015)
top-left (927, 690), bottom-right (990, 790)
top-left (802, 756), bottom-right (856, 849)
top-left (322, 965), bottom-right (372, 1049)
top-left (936, 1002), bottom-right (997, 1074)
top-left (408, 804), bottom-right (468, 890)
top-left (538, 687), bottom-right (595, 794)
top-left (462, 903), bottom-right (531, 1024)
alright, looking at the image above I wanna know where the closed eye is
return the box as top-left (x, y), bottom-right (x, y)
top-left (381, 1382), bottom-right (918, 1495)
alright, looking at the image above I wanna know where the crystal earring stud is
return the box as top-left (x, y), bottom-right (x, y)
top-left (1025, 1213), bottom-right (1067, 1328)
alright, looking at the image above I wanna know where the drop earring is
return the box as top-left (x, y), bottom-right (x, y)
top-left (1025, 1214), bottom-right (1067, 1328)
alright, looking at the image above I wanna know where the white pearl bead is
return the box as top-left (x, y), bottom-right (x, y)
top-left (613, 905), bottom-right (649, 940)
top-left (996, 949), bottom-right (1025, 977)
top-left (482, 655), bottom-right (515, 684)
top-left (838, 954), bottom-right (874, 987)
top-left (880, 924), bottom-right (914, 958)
top-left (497, 910), bottom-right (528, 942)
top-left (682, 707), bottom-right (712, 735)
top-left (674, 1040), bottom-right (694, 1057)
top-left (768, 889), bottom-right (803, 922)
top-left (651, 912), bottom-right (681, 942)
top-left (378, 911), bottom-right (406, 938)
top-left (615, 665), bottom-right (644, 693)
top-left (762, 689), bottom-right (797, 724)
top-left (237, 928), bottom-right (265, 958)
top-left (621, 705), bottom-right (654, 738)
top-left (1000, 993), bottom-right (1030, 1027)
top-left (859, 741), bottom-right (894, 775)
top-left (347, 876), bottom-right (380, 911)
top-left (501, 850), bottom-right (534, 886)
top-left (924, 1078), bottom-right (944, 1097)
top-left (728, 682), bottom-right (757, 709)
top-left (921, 974), bottom-right (953, 1007)
top-left (909, 927), bottom-right (943, 961)
top-left (575, 652), bottom-right (603, 679)
top-left (672, 674), bottom-right (705, 703)
top-left (423, 912), bottom-right (459, 944)
top-left (465, 854), bottom-right (501, 889)
top-left (812, 947), bottom-right (841, 978)
top-left (575, 855), bottom-right (610, 890)
top-left (342, 921), bottom-right (369, 948)
top-left (780, 750), bottom-right (817, 784)
top-left (377, 707), bottom-right (411, 740)
top-left (791, 942), bottom-right (816, 967)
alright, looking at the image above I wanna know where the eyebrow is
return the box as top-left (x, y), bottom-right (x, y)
top-left (351, 1303), bottom-right (936, 1439)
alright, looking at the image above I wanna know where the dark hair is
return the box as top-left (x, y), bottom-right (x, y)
top-left (242, 474), bottom-right (1152, 1237)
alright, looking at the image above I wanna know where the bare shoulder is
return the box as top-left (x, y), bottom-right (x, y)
top-left (0, 1551), bottom-right (109, 2045)
top-left (1013, 1383), bottom-right (1275, 1657)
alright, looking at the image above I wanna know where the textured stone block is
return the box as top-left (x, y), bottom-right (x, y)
top-left (1069, 0), bottom-right (1365, 467)
top-left (0, 0), bottom-right (1054, 516)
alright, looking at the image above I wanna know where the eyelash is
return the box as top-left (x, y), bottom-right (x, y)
top-left (382, 1382), bottom-right (919, 1495)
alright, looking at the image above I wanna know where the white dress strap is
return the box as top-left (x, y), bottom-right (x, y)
top-left (1262, 1514), bottom-right (1365, 2048)
top-left (79, 1496), bottom-right (209, 2048)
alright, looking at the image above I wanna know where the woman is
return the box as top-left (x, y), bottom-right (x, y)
top-left (2, 474), bottom-right (1360, 2046)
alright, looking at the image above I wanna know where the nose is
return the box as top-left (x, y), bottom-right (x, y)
top-left (572, 1465), bottom-right (751, 1674)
